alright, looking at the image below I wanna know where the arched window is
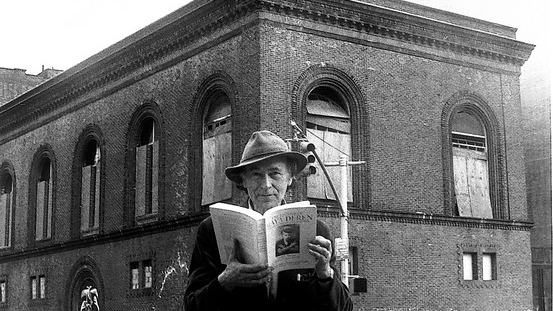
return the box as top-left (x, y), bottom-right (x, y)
top-left (451, 110), bottom-right (492, 218)
top-left (36, 157), bottom-right (53, 241)
top-left (65, 256), bottom-right (104, 311)
top-left (80, 139), bottom-right (101, 235)
top-left (202, 92), bottom-right (232, 205)
top-left (135, 117), bottom-right (159, 219)
top-left (442, 92), bottom-right (505, 219)
top-left (292, 65), bottom-right (367, 207)
top-left (306, 86), bottom-right (352, 201)
top-left (0, 169), bottom-right (13, 248)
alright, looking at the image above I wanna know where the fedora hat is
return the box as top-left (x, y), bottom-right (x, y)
top-left (225, 130), bottom-right (307, 183)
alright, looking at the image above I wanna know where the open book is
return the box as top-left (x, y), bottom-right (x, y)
top-left (210, 201), bottom-right (317, 297)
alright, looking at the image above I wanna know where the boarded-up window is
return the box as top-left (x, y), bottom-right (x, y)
top-left (81, 141), bottom-right (101, 235)
top-left (306, 89), bottom-right (352, 201)
top-left (136, 118), bottom-right (159, 218)
top-left (453, 148), bottom-right (492, 218)
top-left (451, 111), bottom-right (492, 218)
top-left (36, 159), bottom-right (52, 241)
top-left (202, 94), bottom-right (232, 205)
top-left (0, 174), bottom-right (12, 248)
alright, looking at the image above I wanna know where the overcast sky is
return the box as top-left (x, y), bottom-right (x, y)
top-left (0, 0), bottom-right (549, 75)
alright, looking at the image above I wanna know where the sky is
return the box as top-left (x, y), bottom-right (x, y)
top-left (0, 0), bottom-right (549, 75)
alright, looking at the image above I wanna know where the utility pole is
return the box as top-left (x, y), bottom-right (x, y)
top-left (290, 121), bottom-right (365, 287)
top-left (325, 155), bottom-right (365, 287)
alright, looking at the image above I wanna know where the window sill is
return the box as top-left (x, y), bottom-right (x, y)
top-left (81, 227), bottom-right (100, 237)
top-left (135, 213), bottom-right (159, 225)
top-left (127, 287), bottom-right (155, 298)
top-left (0, 246), bottom-right (12, 252)
top-left (29, 298), bottom-right (48, 307)
top-left (460, 279), bottom-right (500, 289)
top-left (33, 238), bottom-right (53, 247)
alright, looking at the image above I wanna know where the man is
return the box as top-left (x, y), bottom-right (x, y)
top-left (184, 130), bottom-right (353, 311)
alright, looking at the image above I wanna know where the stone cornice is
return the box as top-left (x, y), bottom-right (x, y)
top-left (0, 0), bottom-right (258, 143)
top-left (319, 207), bottom-right (532, 231)
top-left (259, 0), bottom-right (534, 66)
top-left (0, 213), bottom-right (207, 264)
top-left (0, 207), bottom-right (531, 263)
top-left (0, 0), bottom-right (534, 143)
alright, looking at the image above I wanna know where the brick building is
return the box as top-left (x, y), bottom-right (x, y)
top-left (0, 0), bottom-right (535, 310)
top-left (0, 67), bottom-right (62, 106)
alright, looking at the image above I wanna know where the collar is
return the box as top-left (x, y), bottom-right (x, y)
top-left (247, 198), bottom-right (287, 212)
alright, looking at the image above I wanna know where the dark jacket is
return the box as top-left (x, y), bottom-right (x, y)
top-left (184, 217), bottom-right (353, 311)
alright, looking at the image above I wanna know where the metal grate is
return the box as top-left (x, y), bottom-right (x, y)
top-left (307, 122), bottom-right (349, 135)
top-left (452, 132), bottom-right (486, 152)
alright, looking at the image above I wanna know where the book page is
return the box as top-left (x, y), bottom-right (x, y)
top-left (210, 203), bottom-right (266, 265)
top-left (264, 201), bottom-right (317, 273)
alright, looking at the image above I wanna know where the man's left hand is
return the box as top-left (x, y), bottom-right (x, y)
top-left (308, 236), bottom-right (333, 279)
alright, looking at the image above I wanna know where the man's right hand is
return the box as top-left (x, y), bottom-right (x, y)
top-left (217, 239), bottom-right (273, 292)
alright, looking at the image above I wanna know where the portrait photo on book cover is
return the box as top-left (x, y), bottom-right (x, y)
top-left (275, 224), bottom-right (300, 257)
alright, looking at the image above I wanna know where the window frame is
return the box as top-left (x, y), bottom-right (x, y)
top-left (127, 252), bottom-right (156, 298)
top-left (71, 125), bottom-right (105, 239)
top-left (0, 162), bottom-right (15, 251)
top-left (201, 91), bottom-right (233, 206)
top-left (124, 103), bottom-right (165, 227)
top-left (0, 275), bottom-right (7, 306)
top-left (458, 244), bottom-right (500, 288)
top-left (28, 145), bottom-right (57, 247)
top-left (305, 86), bottom-right (353, 202)
top-left (29, 272), bottom-right (47, 305)
top-left (190, 72), bottom-right (237, 212)
top-left (65, 256), bottom-right (104, 311)
top-left (482, 252), bottom-right (497, 281)
top-left (442, 93), bottom-right (506, 219)
top-left (291, 64), bottom-right (368, 209)
top-left (135, 118), bottom-right (160, 222)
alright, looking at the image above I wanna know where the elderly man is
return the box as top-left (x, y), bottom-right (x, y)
top-left (184, 130), bottom-right (353, 311)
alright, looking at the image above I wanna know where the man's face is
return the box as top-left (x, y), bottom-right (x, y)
top-left (241, 157), bottom-right (293, 214)
top-left (282, 231), bottom-right (292, 242)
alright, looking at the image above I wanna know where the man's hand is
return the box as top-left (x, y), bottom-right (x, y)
top-left (308, 236), bottom-right (333, 279)
top-left (218, 239), bottom-right (273, 292)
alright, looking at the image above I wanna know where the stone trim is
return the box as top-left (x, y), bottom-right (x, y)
top-left (260, 0), bottom-right (533, 65)
top-left (457, 243), bottom-right (501, 288)
top-left (0, 205), bottom-right (530, 264)
top-left (320, 207), bottom-right (531, 231)
top-left (0, 213), bottom-right (206, 264)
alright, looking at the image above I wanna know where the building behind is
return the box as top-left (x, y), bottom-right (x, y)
top-left (521, 37), bottom-right (552, 310)
top-left (0, 0), bottom-right (535, 310)
top-left (0, 67), bottom-right (62, 106)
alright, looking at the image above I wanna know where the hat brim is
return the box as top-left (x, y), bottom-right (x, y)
top-left (225, 151), bottom-right (308, 184)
